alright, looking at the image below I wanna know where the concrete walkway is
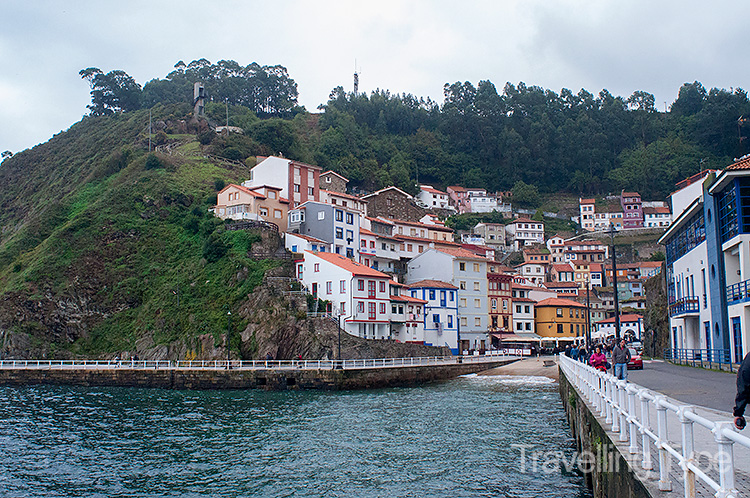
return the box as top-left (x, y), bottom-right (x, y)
top-left (567, 358), bottom-right (750, 497)
top-left (628, 359), bottom-right (738, 413)
top-left (480, 356), bottom-right (559, 380)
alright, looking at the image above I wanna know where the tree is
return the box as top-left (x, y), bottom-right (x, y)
top-left (80, 67), bottom-right (142, 116)
top-left (671, 81), bottom-right (707, 116)
top-left (511, 180), bottom-right (540, 208)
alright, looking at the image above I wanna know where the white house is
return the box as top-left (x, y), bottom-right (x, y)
top-left (285, 233), bottom-right (331, 254)
top-left (406, 280), bottom-right (460, 353)
top-left (594, 314), bottom-right (643, 342)
top-left (407, 247), bottom-right (489, 353)
top-left (243, 156), bottom-right (321, 207)
top-left (417, 185), bottom-right (450, 209)
top-left (297, 251), bottom-right (393, 340)
top-left (506, 218), bottom-right (544, 250)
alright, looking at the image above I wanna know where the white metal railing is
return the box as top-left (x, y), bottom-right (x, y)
top-left (0, 354), bottom-right (513, 371)
top-left (560, 354), bottom-right (750, 498)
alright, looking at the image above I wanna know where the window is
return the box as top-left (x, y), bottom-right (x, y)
top-left (418, 245), bottom-right (424, 253)
top-left (379, 281), bottom-right (386, 293)
top-left (361, 240), bottom-right (367, 248)
top-left (556, 308), bottom-right (563, 317)
top-left (340, 280), bottom-right (346, 293)
top-left (346, 230), bottom-right (354, 241)
top-left (474, 299), bottom-right (481, 308)
top-left (433, 314), bottom-right (440, 323)
top-left (569, 308), bottom-right (573, 318)
top-left (516, 305), bottom-right (521, 314)
top-left (475, 317), bottom-right (481, 327)
top-left (516, 322), bottom-right (523, 331)
top-left (448, 315), bottom-right (453, 327)
top-left (557, 324), bottom-right (564, 334)
top-left (459, 262), bottom-right (466, 271)
top-left (460, 298), bottom-right (467, 307)
top-left (340, 302), bottom-right (345, 314)
top-left (318, 211), bottom-right (325, 220)
top-left (407, 244), bottom-right (413, 252)
top-left (473, 282), bottom-right (480, 291)
top-left (314, 263), bottom-right (320, 272)
top-left (525, 322), bottom-right (531, 331)
top-left (308, 187), bottom-right (314, 195)
top-left (461, 317), bottom-right (467, 326)
top-left (294, 184), bottom-right (300, 193)
top-left (268, 190), bottom-right (277, 199)
top-left (473, 263), bottom-right (480, 272)
top-left (358, 280), bottom-right (364, 291)
top-left (326, 281), bottom-right (332, 294)
top-left (379, 303), bottom-right (386, 314)
top-left (335, 227), bottom-right (343, 239)
top-left (460, 281), bottom-right (466, 290)
top-left (274, 209), bottom-right (282, 219)
top-left (524, 305), bottom-right (530, 314)
top-left (429, 290), bottom-right (436, 300)
top-left (358, 301), bottom-right (364, 313)
top-left (491, 299), bottom-right (497, 309)
top-left (450, 292), bottom-right (455, 301)
top-left (335, 210), bottom-right (343, 222)
top-left (259, 207), bottom-right (268, 216)
top-left (368, 302), bottom-right (376, 319)
top-left (370, 241), bottom-right (375, 249)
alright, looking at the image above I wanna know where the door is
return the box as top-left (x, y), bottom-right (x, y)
top-left (368, 281), bottom-right (376, 298)
top-left (733, 317), bottom-right (743, 363)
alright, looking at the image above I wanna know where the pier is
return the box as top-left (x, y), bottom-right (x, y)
top-left (0, 355), bottom-right (519, 390)
top-left (559, 354), bottom-right (750, 498)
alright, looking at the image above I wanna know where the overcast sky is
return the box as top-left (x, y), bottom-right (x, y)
top-left (2, 0), bottom-right (749, 154)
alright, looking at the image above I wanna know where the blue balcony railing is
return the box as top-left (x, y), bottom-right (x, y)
top-left (668, 296), bottom-right (699, 316)
top-left (726, 278), bottom-right (750, 304)
top-left (664, 348), bottom-right (737, 372)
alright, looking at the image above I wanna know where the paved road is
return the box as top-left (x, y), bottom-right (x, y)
top-left (627, 359), bottom-right (738, 413)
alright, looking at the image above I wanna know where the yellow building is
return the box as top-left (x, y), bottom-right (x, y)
top-left (215, 184), bottom-right (290, 231)
top-left (535, 297), bottom-right (588, 344)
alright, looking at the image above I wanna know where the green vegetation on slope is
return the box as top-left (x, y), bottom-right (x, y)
top-left (0, 106), bottom-right (279, 357)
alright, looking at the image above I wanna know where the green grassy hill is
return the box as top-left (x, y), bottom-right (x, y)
top-left (0, 106), bottom-right (279, 359)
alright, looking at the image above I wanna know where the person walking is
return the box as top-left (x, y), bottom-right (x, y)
top-left (612, 339), bottom-right (631, 381)
top-left (734, 352), bottom-right (750, 430)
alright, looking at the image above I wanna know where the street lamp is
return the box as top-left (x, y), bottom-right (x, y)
top-left (226, 309), bottom-right (232, 369)
top-left (585, 276), bottom-right (591, 350)
top-left (607, 224), bottom-right (621, 341)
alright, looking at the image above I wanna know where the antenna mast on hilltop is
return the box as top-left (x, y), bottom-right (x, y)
top-left (353, 60), bottom-right (360, 95)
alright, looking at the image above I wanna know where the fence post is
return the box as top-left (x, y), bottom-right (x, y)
top-left (713, 422), bottom-right (737, 498)
top-left (638, 389), bottom-right (653, 470)
top-left (607, 377), bottom-right (615, 427)
top-left (678, 406), bottom-right (696, 498)
top-left (627, 385), bottom-right (639, 454)
top-left (655, 395), bottom-right (673, 491)
top-left (618, 380), bottom-right (628, 442)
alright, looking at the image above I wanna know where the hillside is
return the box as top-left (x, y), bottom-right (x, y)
top-left (0, 106), bottom-right (284, 359)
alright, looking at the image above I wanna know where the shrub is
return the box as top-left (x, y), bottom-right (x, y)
top-left (214, 178), bottom-right (225, 191)
top-left (202, 232), bottom-right (228, 262)
top-left (144, 153), bottom-right (163, 170)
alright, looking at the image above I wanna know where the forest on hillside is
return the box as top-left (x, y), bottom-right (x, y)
top-left (77, 59), bottom-right (750, 201)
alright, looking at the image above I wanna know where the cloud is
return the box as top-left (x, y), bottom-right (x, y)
top-left (2, 0), bottom-right (750, 153)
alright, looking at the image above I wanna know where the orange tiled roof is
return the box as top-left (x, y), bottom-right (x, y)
top-left (221, 184), bottom-right (265, 198)
top-left (435, 247), bottom-right (488, 260)
top-left (727, 155), bottom-right (750, 170)
top-left (307, 251), bottom-right (390, 278)
top-left (405, 279), bottom-right (458, 290)
top-left (597, 314), bottom-right (643, 324)
top-left (535, 297), bottom-right (586, 308)
top-left (421, 186), bottom-right (448, 195)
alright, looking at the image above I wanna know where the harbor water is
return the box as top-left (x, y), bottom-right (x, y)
top-left (0, 374), bottom-right (591, 497)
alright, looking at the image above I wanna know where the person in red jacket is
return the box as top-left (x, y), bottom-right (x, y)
top-left (588, 346), bottom-right (608, 371)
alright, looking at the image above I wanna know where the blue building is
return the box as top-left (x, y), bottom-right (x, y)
top-left (406, 279), bottom-right (459, 353)
top-left (660, 158), bottom-right (750, 363)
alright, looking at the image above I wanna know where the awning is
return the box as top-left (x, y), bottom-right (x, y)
top-left (493, 333), bottom-right (543, 342)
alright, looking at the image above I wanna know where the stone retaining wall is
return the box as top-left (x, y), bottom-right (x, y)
top-left (0, 359), bottom-right (516, 391)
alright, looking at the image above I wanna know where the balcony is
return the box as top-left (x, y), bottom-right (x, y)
top-left (726, 278), bottom-right (750, 304)
top-left (668, 296), bottom-right (699, 317)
